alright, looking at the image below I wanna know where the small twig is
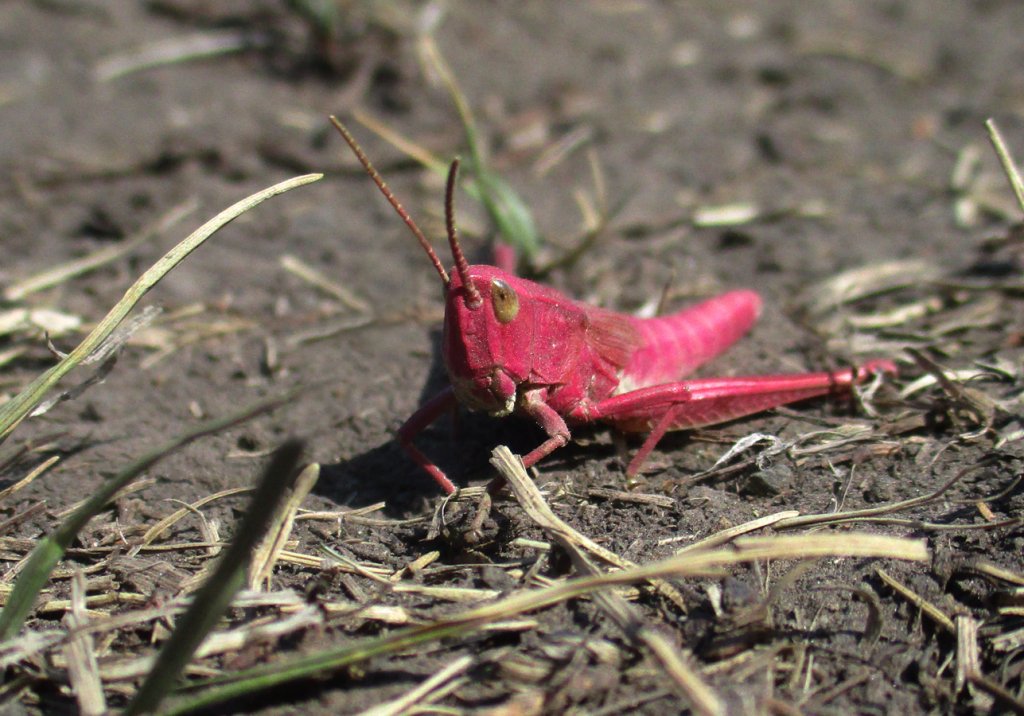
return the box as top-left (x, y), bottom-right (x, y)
top-left (280, 255), bottom-right (372, 314)
top-left (875, 568), bottom-right (955, 633)
top-left (357, 655), bottom-right (472, 716)
top-left (583, 487), bottom-right (675, 508)
top-left (773, 461), bottom-right (983, 531)
top-left (0, 456), bottom-right (60, 503)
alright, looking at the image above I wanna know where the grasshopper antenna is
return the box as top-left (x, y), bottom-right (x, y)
top-left (329, 116), bottom-right (449, 286)
top-left (444, 158), bottom-right (482, 308)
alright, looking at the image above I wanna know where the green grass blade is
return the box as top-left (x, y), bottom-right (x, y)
top-left (124, 440), bottom-right (305, 716)
top-left (162, 619), bottom-right (486, 715)
top-left (421, 36), bottom-right (541, 261)
top-left (473, 169), bottom-right (541, 259)
top-left (0, 173), bottom-right (322, 444)
top-left (0, 391), bottom-right (301, 641)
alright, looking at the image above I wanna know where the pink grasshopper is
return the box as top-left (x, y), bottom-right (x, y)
top-left (331, 118), bottom-right (895, 495)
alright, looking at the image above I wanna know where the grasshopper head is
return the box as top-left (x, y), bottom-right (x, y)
top-left (430, 158), bottom-right (534, 416)
top-left (442, 265), bottom-right (532, 416)
top-left (329, 118), bottom-right (535, 415)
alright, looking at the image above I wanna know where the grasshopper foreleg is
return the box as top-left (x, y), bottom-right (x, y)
top-left (482, 389), bottom-right (571, 495)
top-left (397, 387), bottom-right (460, 494)
top-left (519, 389), bottom-right (571, 468)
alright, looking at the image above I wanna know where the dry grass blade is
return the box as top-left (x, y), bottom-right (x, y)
top-left (643, 635), bottom-right (725, 716)
top-left (906, 348), bottom-right (998, 433)
top-left (62, 571), bottom-right (105, 716)
top-left (489, 446), bottom-right (689, 614)
top-left (992, 626), bottom-right (1024, 653)
top-left (175, 531), bottom-right (924, 712)
top-left (280, 255), bottom-right (371, 313)
top-left (965, 673), bottom-right (1024, 715)
top-left (390, 583), bottom-right (500, 603)
top-left (124, 440), bottom-right (305, 716)
top-left (676, 511), bottom-right (800, 554)
top-left (535, 151), bottom-right (623, 278)
top-left (0, 455), bottom-right (59, 504)
top-left (295, 501), bottom-right (391, 525)
top-left (27, 353), bottom-right (119, 419)
top-left (875, 568), bottom-right (955, 633)
top-left (801, 259), bottom-right (944, 317)
top-left (682, 534), bottom-right (923, 577)
top-left (130, 486), bottom-right (252, 557)
top-left (81, 305), bottom-right (164, 367)
top-left (248, 462), bottom-right (320, 590)
top-left (318, 545), bottom-right (392, 583)
top-left (489, 447), bottom-right (726, 716)
top-left (954, 613), bottom-right (1024, 714)
top-left (352, 108), bottom-right (448, 175)
top-left (533, 124), bottom-right (595, 177)
top-left (583, 486), bottom-right (675, 508)
top-left (0, 347), bottom-right (26, 369)
top-left (0, 630), bottom-right (65, 671)
top-left (104, 605), bottom-right (323, 683)
top-left (161, 504), bottom-right (926, 715)
top-left (29, 589), bottom-right (309, 659)
top-left (692, 202), bottom-right (761, 228)
top-left (53, 477), bottom-right (155, 520)
top-left (0, 173), bottom-right (322, 445)
top-left (899, 366), bottom-right (1003, 400)
top-left (772, 461), bottom-right (980, 531)
top-left (357, 654), bottom-right (472, 716)
top-left (94, 30), bottom-right (265, 82)
top-left (3, 200), bottom-right (196, 301)
top-left (0, 390), bottom-right (301, 641)
top-left (955, 613), bottom-right (980, 694)
top-left (985, 118), bottom-right (1024, 216)
top-left (963, 560), bottom-right (1024, 586)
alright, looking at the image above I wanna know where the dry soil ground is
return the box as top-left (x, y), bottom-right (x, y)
top-left (1, 1), bottom-right (1023, 714)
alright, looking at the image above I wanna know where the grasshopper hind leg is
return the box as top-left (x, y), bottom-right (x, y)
top-left (591, 360), bottom-right (896, 477)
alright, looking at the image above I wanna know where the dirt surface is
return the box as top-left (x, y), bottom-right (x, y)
top-left (2, 1), bottom-right (1023, 714)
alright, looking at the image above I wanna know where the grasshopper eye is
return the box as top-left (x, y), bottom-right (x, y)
top-left (490, 278), bottom-right (519, 324)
